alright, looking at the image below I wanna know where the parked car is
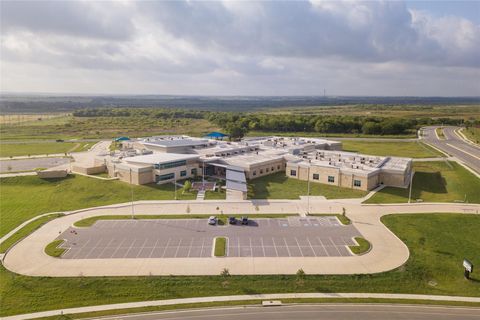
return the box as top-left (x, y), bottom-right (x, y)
top-left (208, 216), bottom-right (217, 225)
top-left (228, 216), bottom-right (237, 224)
top-left (241, 216), bottom-right (249, 225)
top-left (55, 139), bottom-right (64, 142)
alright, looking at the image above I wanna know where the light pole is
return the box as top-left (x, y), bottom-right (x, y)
top-left (408, 169), bottom-right (414, 203)
top-left (307, 160), bottom-right (311, 215)
top-left (174, 174), bottom-right (177, 200)
top-left (129, 168), bottom-right (134, 219)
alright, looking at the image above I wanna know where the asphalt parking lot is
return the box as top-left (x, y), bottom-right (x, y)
top-left (58, 217), bottom-right (362, 259)
top-left (0, 157), bottom-right (69, 172)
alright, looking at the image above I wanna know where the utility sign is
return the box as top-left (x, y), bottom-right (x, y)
top-left (463, 259), bottom-right (473, 273)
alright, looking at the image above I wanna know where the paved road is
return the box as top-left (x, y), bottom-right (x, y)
top-left (95, 304), bottom-right (480, 320)
top-left (421, 126), bottom-right (480, 174)
top-left (0, 157), bottom-right (69, 173)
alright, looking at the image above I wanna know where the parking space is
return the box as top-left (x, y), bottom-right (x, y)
top-left (58, 217), bottom-right (362, 259)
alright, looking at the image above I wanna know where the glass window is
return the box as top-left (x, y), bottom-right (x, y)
top-left (277, 165), bottom-right (280, 170)
top-left (156, 173), bottom-right (175, 181)
top-left (180, 170), bottom-right (187, 177)
top-left (191, 168), bottom-right (197, 175)
top-left (159, 160), bottom-right (186, 170)
top-left (252, 171), bottom-right (256, 176)
top-left (260, 169), bottom-right (263, 174)
top-left (328, 175), bottom-right (335, 183)
top-left (313, 173), bottom-right (319, 180)
top-left (266, 168), bottom-right (269, 172)
top-left (271, 167), bottom-right (274, 171)
top-left (290, 169), bottom-right (297, 176)
top-left (354, 179), bottom-right (361, 187)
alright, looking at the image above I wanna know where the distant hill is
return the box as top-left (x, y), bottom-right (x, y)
top-left (1, 94), bottom-right (479, 113)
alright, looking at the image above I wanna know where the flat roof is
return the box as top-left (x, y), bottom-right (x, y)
top-left (126, 153), bottom-right (199, 165)
top-left (142, 138), bottom-right (210, 148)
top-left (226, 169), bottom-right (246, 183)
top-left (226, 180), bottom-right (248, 192)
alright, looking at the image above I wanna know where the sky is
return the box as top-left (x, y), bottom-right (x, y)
top-left (1, 0), bottom-right (479, 96)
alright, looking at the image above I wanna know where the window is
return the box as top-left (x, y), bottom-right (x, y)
top-left (191, 168), bottom-right (197, 175)
top-left (260, 169), bottom-right (263, 174)
top-left (354, 179), bottom-right (361, 187)
top-left (290, 169), bottom-right (297, 176)
top-left (252, 170), bottom-right (257, 176)
top-left (266, 168), bottom-right (269, 172)
top-left (328, 175), bottom-right (335, 183)
top-left (271, 167), bottom-right (274, 171)
top-left (158, 160), bottom-right (186, 170)
top-left (313, 173), bottom-right (319, 180)
top-left (180, 170), bottom-right (187, 177)
top-left (277, 165), bottom-right (280, 170)
top-left (156, 173), bottom-right (174, 181)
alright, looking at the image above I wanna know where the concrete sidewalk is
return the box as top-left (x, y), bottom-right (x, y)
top-left (3, 292), bottom-right (480, 320)
top-left (2, 199), bottom-right (478, 277)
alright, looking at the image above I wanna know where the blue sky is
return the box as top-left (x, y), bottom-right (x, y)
top-left (1, 0), bottom-right (479, 96)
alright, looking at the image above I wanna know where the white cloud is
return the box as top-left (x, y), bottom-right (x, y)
top-left (0, 0), bottom-right (478, 95)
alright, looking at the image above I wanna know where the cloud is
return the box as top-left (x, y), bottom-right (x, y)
top-left (0, 0), bottom-right (478, 95)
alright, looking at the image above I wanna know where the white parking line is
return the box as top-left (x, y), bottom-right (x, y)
top-left (148, 239), bottom-right (159, 258)
top-left (330, 237), bottom-right (342, 255)
top-left (84, 238), bottom-right (103, 259)
top-left (317, 236), bottom-right (329, 257)
top-left (69, 238), bottom-right (91, 259)
top-left (199, 238), bottom-right (205, 257)
top-left (124, 239), bottom-right (137, 258)
top-left (174, 239), bottom-right (183, 257)
top-left (294, 237), bottom-right (304, 257)
top-left (135, 239), bottom-right (148, 258)
top-left (249, 237), bottom-right (253, 257)
top-left (97, 238), bottom-right (115, 258)
top-left (110, 238), bottom-right (126, 258)
top-left (272, 237), bottom-right (279, 257)
top-left (306, 237), bottom-right (316, 257)
top-left (260, 237), bottom-right (266, 257)
top-left (186, 238), bottom-right (194, 257)
top-left (283, 238), bottom-right (292, 257)
top-left (237, 237), bottom-right (241, 257)
top-left (161, 238), bottom-right (171, 258)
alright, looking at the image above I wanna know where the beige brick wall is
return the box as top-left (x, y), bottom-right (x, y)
top-left (247, 159), bottom-right (285, 179)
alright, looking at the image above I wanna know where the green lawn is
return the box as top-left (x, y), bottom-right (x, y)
top-left (205, 189), bottom-right (226, 200)
top-left (0, 213), bottom-right (64, 253)
top-left (366, 161), bottom-right (480, 204)
top-left (435, 128), bottom-right (445, 139)
top-left (464, 127), bottom-right (480, 144)
top-left (0, 175), bottom-right (196, 238)
top-left (214, 237), bottom-right (227, 257)
top-left (342, 141), bottom-right (443, 158)
top-left (248, 172), bottom-right (368, 199)
top-left (349, 237), bottom-right (371, 255)
top-left (0, 142), bottom-right (92, 157)
top-left (1, 213), bottom-right (478, 316)
top-left (44, 239), bottom-right (66, 257)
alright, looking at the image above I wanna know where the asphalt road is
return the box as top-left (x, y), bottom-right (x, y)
top-left (94, 304), bottom-right (480, 320)
top-left (421, 126), bottom-right (480, 174)
top-left (0, 157), bottom-right (69, 173)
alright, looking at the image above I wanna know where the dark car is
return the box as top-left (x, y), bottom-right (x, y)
top-left (241, 216), bottom-right (249, 225)
top-left (228, 216), bottom-right (237, 225)
top-left (55, 139), bottom-right (64, 142)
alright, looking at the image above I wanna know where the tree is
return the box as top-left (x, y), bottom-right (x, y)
top-left (183, 180), bottom-right (192, 193)
top-left (226, 124), bottom-right (248, 140)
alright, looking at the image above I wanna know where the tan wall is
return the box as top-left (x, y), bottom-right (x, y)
top-left (153, 163), bottom-right (200, 184)
top-left (72, 164), bottom-right (106, 175)
top-left (37, 170), bottom-right (68, 179)
top-left (379, 172), bottom-right (407, 188)
top-left (247, 159), bottom-right (285, 179)
top-left (113, 167), bottom-right (154, 185)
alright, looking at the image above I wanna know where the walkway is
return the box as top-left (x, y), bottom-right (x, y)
top-left (2, 199), bottom-right (478, 277)
top-left (3, 292), bottom-right (480, 320)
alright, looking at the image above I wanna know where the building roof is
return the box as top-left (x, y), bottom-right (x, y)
top-left (115, 136), bottom-right (130, 141)
top-left (141, 138), bottom-right (210, 148)
top-left (125, 153), bottom-right (199, 165)
top-left (205, 131), bottom-right (228, 138)
top-left (226, 180), bottom-right (248, 192)
top-left (226, 169), bottom-right (246, 183)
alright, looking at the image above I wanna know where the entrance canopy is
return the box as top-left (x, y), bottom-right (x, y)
top-left (204, 132), bottom-right (228, 139)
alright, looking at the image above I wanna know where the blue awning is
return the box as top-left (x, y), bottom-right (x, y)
top-left (205, 132), bottom-right (228, 138)
top-left (115, 136), bottom-right (130, 141)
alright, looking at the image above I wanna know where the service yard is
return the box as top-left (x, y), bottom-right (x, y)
top-left (58, 217), bottom-right (359, 259)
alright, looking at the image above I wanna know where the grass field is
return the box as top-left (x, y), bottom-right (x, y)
top-left (248, 172), bottom-right (368, 200)
top-left (0, 213), bottom-right (478, 316)
top-left (365, 161), bottom-right (480, 204)
top-left (349, 237), bottom-right (371, 255)
top-left (44, 239), bottom-right (66, 257)
top-left (214, 237), bottom-right (227, 257)
top-left (0, 115), bottom-right (219, 141)
top-left (0, 213), bottom-right (64, 253)
top-left (341, 141), bottom-right (443, 158)
top-left (464, 127), bottom-right (480, 144)
top-left (0, 175), bottom-right (196, 238)
top-left (435, 127), bottom-right (445, 139)
top-left (205, 189), bottom-right (226, 200)
top-left (0, 142), bottom-right (92, 157)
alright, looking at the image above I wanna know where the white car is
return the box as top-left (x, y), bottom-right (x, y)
top-left (208, 216), bottom-right (217, 225)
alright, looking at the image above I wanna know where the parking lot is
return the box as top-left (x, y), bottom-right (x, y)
top-left (58, 217), bottom-right (362, 259)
